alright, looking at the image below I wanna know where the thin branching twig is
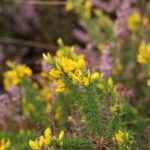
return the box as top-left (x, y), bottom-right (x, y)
top-left (0, 37), bottom-right (55, 50)
top-left (2, 0), bottom-right (68, 5)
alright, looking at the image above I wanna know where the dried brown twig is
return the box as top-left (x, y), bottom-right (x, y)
top-left (0, 37), bottom-right (55, 50)
top-left (2, 0), bottom-right (68, 6)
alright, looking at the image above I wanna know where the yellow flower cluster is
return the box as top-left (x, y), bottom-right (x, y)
top-left (112, 130), bottom-right (129, 145)
top-left (29, 128), bottom-right (64, 150)
top-left (137, 41), bottom-right (150, 64)
top-left (128, 12), bottom-right (149, 32)
top-left (110, 102), bottom-right (123, 116)
top-left (0, 139), bottom-right (10, 150)
top-left (3, 62), bottom-right (32, 90)
top-left (43, 52), bottom-right (101, 90)
top-left (43, 39), bottom-right (101, 93)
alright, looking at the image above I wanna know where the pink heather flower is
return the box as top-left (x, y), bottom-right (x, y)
top-left (91, 0), bottom-right (121, 13)
top-left (0, 92), bottom-right (24, 131)
top-left (0, 94), bottom-right (9, 105)
top-left (8, 86), bottom-right (20, 103)
top-left (114, 1), bottom-right (130, 38)
top-left (100, 46), bottom-right (113, 77)
top-left (41, 60), bottom-right (51, 72)
top-left (116, 83), bottom-right (134, 99)
top-left (72, 29), bottom-right (91, 44)
top-left (12, 0), bottom-right (38, 33)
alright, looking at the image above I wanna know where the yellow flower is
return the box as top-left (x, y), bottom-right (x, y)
top-left (94, 9), bottom-right (102, 17)
top-left (110, 103), bottom-right (122, 115)
top-left (57, 37), bottom-right (63, 45)
top-left (108, 77), bottom-right (113, 87)
top-left (29, 140), bottom-right (39, 150)
top-left (43, 53), bottom-right (52, 63)
top-left (71, 73), bottom-right (80, 85)
top-left (55, 111), bottom-right (61, 120)
top-left (84, 1), bottom-right (92, 18)
top-left (97, 83), bottom-right (105, 90)
top-left (137, 41), bottom-right (150, 64)
top-left (91, 72), bottom-right (100, 81)
top-left (29, 127), bottom-right (64, 149)
top-left (128, 12), bottom-right (141, 31)
top-left (23, 67), bottom-right (32, 76)
top-left (142, 17), bottom-right (149, 26)
top-left (3, 64), bottom-right (32, 90)
top-left (65, 3), bottom-right (73, 11)
top-left (55, 80), bottom-right (65, 93)
top-left (77, 59), bottom-right (85, 69)
top-left (58, 131), bottom-right (65, 141)
top-left (82, 77), bottom-right (90, 87)
top-left (58, 131), bottom-right (65, 146)
top-left (147, 79), bottom-right (150, 86)
top-left (0, 139), bottom-right (10, 150)
top-left (29, 128), bottom-right (52, 149)
top-left (60, 57), bottom-right (77, 74)
top-left (112, 130), bottom-right (129, 145)
top-left (45, 128), bottom-right (51, 138)
top-left (6, 60), bottom-right (15, 68)
top-left (49, 69), bottom-right (62, 78)
top-left (32, 82), bottom-right (39, 90)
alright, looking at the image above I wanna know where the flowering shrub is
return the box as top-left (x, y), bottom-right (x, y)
top-left (1, 0), bottom-right (150, 150)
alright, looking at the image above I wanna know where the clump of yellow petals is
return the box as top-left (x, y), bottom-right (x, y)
top-left (29, 128), bottom-right (51, 150)
top-left (147, 79), bottom-right (150, 86)
top-left (137, 41), bottom-right (150, 64)
top-left (110, 102), bottom-right (123, 116)
top-left (42, 53), bottom-right (51, 64)
top-left (128, 12), bottom-right (150, 32)
top-left (65, 2), bottom-right (74, 11)
top-left (43, 58), bottom-right (101, 89)
top-left (112, 130), bottom-right (129, 145)
top-left (54, 80), bottom-right (65, 93)
top-left (137, 42), bottom-right (150, 87)
top-left (128, 12), bottom-right (141, 31)
top-left (78, 71), bottom-right (101, 87)
top-left (58, 131), bottom-right (65, 146)
top-left (29, 127), bottom-right (64, 150)
top-left (83, 0), bottom-right (92, 18)
top-left (3, 63), bottom-right (32, 90)
top-left (143, 16), bottom-right (149, 26)
top-left (0, 139), bottom-right (11, 150)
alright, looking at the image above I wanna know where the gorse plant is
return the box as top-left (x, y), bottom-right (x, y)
top-left (28, 39), bottom-right (134, 150)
